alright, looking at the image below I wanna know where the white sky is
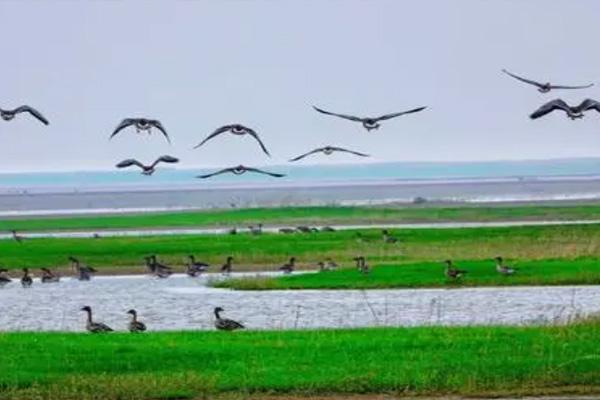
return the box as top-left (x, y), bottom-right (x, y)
top-left (1, 0), bottom-right (599, 172)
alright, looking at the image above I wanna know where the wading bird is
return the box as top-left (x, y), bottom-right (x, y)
top-left (185, 255), bottom-right (209, 277)
top-left (530, 98), bottom-right (600, 120)
top-left (196, 165), bottom-right (285, 179)
top-left (40, 267), bottom-right (60, 283)
top-left (110, 118), bottom-right (171, 143)
top-left (80, 306), bottom-right (113, 333)
top-left (116, 155), bottom-right (179, 175)
top-left (494, 256), bottom-right (516, 276)
top-left (21, 268), bottom-right (32, 288)
top-left (126, 309), bottom-right (147, 333)
top-left (214, 307), bottom-right (244, 331)
top-left (502, 69), bottom-right (594, 93)
top-left (289, 146), bottom-right (369, 162)
top-left (0, 106), bottom-right (49, 125)
top-left (194, 124), bottom-right (270, 156)
top-left (444, 260), bottom-right (467, 280)
top-left (313, 105), bottom-right (426, 131)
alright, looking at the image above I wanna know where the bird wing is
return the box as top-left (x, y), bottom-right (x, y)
top-left (13, 106), bottom-right (49, 125)
top-left (244, 167), bottom-right (285, 177)
top-left (116, 159), bottom-right (145, 170)
top-left (374, 107), bottom-right (427, 121)
top-left (328, 146), bottom-right (370, 157)
top-left (502, 69), bottom-right (544, 88)
top-left (576, 98), bottom-right (600, 113)
top-left (196, 167), bottom-right (235, 179)
top-left (193, 125), bottom-right (233, 149)
top-left (149, 120), bottom-right (171, 144)
top-left (110, 119), bottom-right (136, 139)
top-left (152, 155), bottom-right (179, 167)
top-left (550, 83), bottom-right (594, 90)
top-left (529, 99), bottom-right (571, 119)
top-left (245, 127), bottom-right (271, 156)
top-left (312, 106), bottom-right (363, 122)
top-left (288, 148), bottom-right (323, 162)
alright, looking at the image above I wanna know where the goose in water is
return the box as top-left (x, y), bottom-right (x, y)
top-left (0, 105), bottom-right (49, 125)
top-left (80, 306), bottom-right (113, 333)
top-left (382, 229), bottom-right (399, 244)
top-left (214, 307), bottom-right (245, 331)
top-left (194, 124), bottom-right (271, 156)
top-left (354, 256), bottom-right (370, 274)
top-left (40, 267), bottom-right (60, 283)
top-left (196, 165), bottom-right (285, 179)
top-left (530, 98), bottom-right (600, 120)
top-left (289, 146), bottom-right (369, 162)
top-left (502, 69), bottom-right (594, 93)
top-left (110, 118), bottom-right (171, 143)
top-left (494, 256), bottom-right (516, 275)
top-left (313, 105), bottom-right (426, 131)
top-left (221, 256), bottom-right (234, 274)
top-left (0, 269), bottom-right (12, 286)
top-left (144, 255), bottom-right (172, 278)
top-left (21, 268), bottom-right (33, 288)
top-left (116, 155), bottom-right (179, 175)
top-left (185, 255), bottom-right (209, 277)
top-left (444, 260), bottom-right (467, 280)
top-left (69, 257), bottom-right (96, 281)
top-left (249, 224), bottom-right (263, 235)
top-left (279, 257), bottom-right (296, 274)
top-left (11, 230), bottom-right (24, 243)
top-left (126, 309), bottom-right (147, 333)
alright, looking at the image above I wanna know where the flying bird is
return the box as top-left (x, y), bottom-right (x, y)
top-left (530, 98), bottom-right (600, 120)
top-left (502, 69), bottom-right (594, 93)
top-left (116, 155), bottom-right (179, 175)
top-left (110, 118), bottom-right (171, 143)
top-left (313, 105), bottom-right (426, 131)
top-left (289, 146), bottom-right (369, 162)
top-left (196, 165), bottom-right (285, 179)
top-left (193, 124), bottom-right (270, 156)
top-left (0, 106), bottom-right (49, 125)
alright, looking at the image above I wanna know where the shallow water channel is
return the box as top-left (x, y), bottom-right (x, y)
top-left (0, 272), bottom-right (598, 332)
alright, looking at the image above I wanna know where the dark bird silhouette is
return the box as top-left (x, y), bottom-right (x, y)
top-left (444, 260), bottom-right (467, 280)
top-left (382, 229), bottom-right (399, 244)
top-left (126, 309), bottom-right (147, 333)
top-left (279, 257), bottom-right (296, 274)
top-left (116, 155), bottom-right (179, 175)
top-left (69, 257), bottom-right (96, 281)
top-left (354, 256), bottom-right (370, 274)
top-left (313, 105), bottom-right (426, 131)
top-left (0, 269), bottom-right (12, 286)
top-left (249, 224), bottom-right (263, 235)
top-left (194, 124), bottom-right (270, 156)
top-left (530, 98), bottom-right (600, 120)
top-left (144, 255), bottom-right (172, 278)
top-left (186, 255), bottom-right (209, 277)
top-left (279, 227), bottom-right (296, 234)
top-left (110, 118), bottom-right (170, 143)
top-left (221, 256), bottom-right (234, 274)
top-left (80, 306), bottom-right (113, 333)
top-left (214, 307), bottom-right (244, 331)
top-left (40, 267), bottom-right (60, 283)
top-left (0, 106), bottom-right (49, 125)
top-left (196, 165), bottom-right (285, 179)
top-left (11, 230), bottom-right (24, 243)
top-left (289, 146), bottom-right (369, 162)
top-left (21, 268), bottom-right (33, 288)
top-left (502, 69), bottom-right (594, 93)
top-left (494, 256), bottom-right (516, 276)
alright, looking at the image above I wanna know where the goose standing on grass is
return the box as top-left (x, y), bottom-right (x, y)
top-left (280, 257), bottom-right (296, 274)
top-left (279, 227), bottom-right (296, 234)
top-left (318, 258), bottom-right (338, 271)
top-left (354, 256), bottom-right (370, 274)
top-left (289, 146), bottom-right (369, 162)
top-left (382, 229), bottom-right (399, 243)
top-left (69, 257), bottom-right (96, 281)
top-left (0, 105), bottom-right (49, 125)
top-left (494, 256), bottom-right (516, 275)
top-left (126, 309), bottom-right (147, 333)
top-left (40, 267), bottom-right (60, 283)
top-left (80, 306), bottom-right (113, 333)
top-left (530, 98), bottom-right (600, 120)
top-left (214, 307), bottom-right (245, 331)
top-left (11, 230), bottom-right (24, 243)
top-left (320, 226), bottom-right (336, 232)
top-left (185, 255), bottom-right (209, 277)
top-left (296, 226), bottom-right (316, 233)
top-left (194, 124), bottom-right (271, 156)
top-left (313, 105), bottom-right (426, 131)
top-left (196, 165), bottom-right (285, 179)
top-left (20, 268), bottom-right (33, 288)
top-left (0, 269), bottom-right (12, 286)
top-left (221, 256), bottom-right (234, 274)
top-left (444, 260), bottom-right (467, 280)
top-left (116, 155), bottom-right (179, 175)
top-left (110, 118), bottom-right (171, 143)
top-left (502, 69), bottom-right (594, 93)
top-left (228, 227), bottom-right (238, 235)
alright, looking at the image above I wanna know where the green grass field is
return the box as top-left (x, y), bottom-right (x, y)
top-left (3, 203), bottom-right (600, 232)
top-left (0, 322), bottom-right (598, 399)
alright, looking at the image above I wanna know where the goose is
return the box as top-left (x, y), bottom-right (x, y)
top-left (320, 226), bottom-right (336, 232)
top-left (196, 165), bottom-right (285, 179)
top-left (69, 257), bottom-right (96, 281)
top-left (116, 155), bottom-right (179, 175)
top-left (494, 256), bottom-right (516, 276)
top-left (221, 256), bottom-right (234, 274)
top-left (530, 98), bottom-right (600, 120)
top-left (20, 268), bottom-right (33, 288)
top-left (144, 255), bottom-right (172, 278)
top-left (324, 258), bottom-right (338, 269)
top-left (186, 255), bottom-right (209, 277)
top-left (279, 227), bottom-right (296, 234)
top-left (228, 227), bottom-right (238, 235)
top-left (249, 224), bottom-right (263, 235)
top-left (214, 307), bottom-right (244, 331)
top-left (11, 230), bottom-right (24, 243)
top-left (382, 229), bottom-right (399, 244)
top-left (0, 105), bottom-right (49, 125)
top-left (444, 260), bottom-right (467, 280)
top-left (296, 226), bottom-right (315, 233)
top-left (126, 309), bottom-right (147, 333)
top-left (289, 146), bottom-right (369, 162)
top-left (40, 267), bottom-right (60, 283)
top-left (502, 69), bottom-right (594, 93)
top-left (354, 256), bottom-right (370, 274)
top-left (313, 105), bottom-right (426, 131)
top-left (110, 118), bottom-right (171, 143)
top-left (194, 124), bottom-right (271, 156)
top-left (0, 269), bottom-right (12, 286)
top-left (80, 306), bottom-right (113, 333)
top-left (279, 257), bottom-right (296, 274)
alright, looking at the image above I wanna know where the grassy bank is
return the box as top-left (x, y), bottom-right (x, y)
top-left (0, 323), bottom-right (599, 399)
top-left (1, 223), bottom-right (600, 272)
top-left (3, 203), bottom-right (600, 232)
top-left (214, 258), bottom-right (600, 290)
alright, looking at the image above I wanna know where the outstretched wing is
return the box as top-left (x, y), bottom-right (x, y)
top-left (193, 125), bottom-right (233, 149)
top-left (577, 98), bottom-right (600, 113)
top-left (312, 106), bottom-right (363, 122)
top-left (13, 106), bottom-right (49, 125)
top-left (328, 146), bottom-right (370, 157)
top-left (196, 167), bottom-right (235, 179)
top-left (245, 167), bottom-right (285, 178)
top-left (116, 159), bottom-right (145, 170)
top-left (110, 119), bottom-right (136, 139)
top-left (502, 69), bottom-right (544, 88)
top-left (530, 99), bottom-right (571, 119)
top-left (374, 107), bottom-right (426, 122)
top-left (550, 83), bottom-right (594, 90)
top-left (289, 148), bottom-right (324, 162)
top-left (244, 127), bottom-right (271, 156)
top-left (149, 120), bottom-right (171, 144)
top-left (152, 155), bottom-right (179, 167)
